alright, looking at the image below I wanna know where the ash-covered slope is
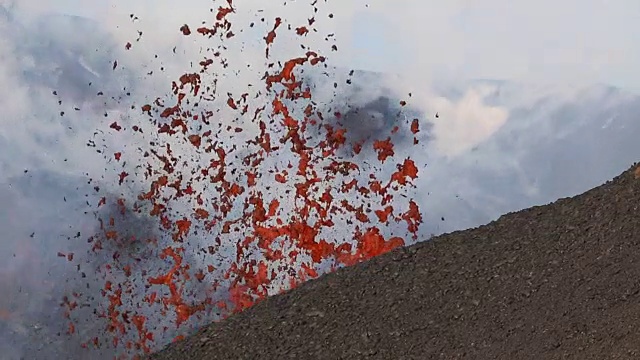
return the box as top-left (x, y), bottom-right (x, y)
top-left (150, 162), bottom-right (640, 360)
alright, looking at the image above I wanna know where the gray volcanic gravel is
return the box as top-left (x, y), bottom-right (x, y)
top-left (149, 163), bottom-right (640, 360)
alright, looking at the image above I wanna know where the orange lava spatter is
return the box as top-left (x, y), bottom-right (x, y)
top-left (60, 2), bottom-right (426, 358)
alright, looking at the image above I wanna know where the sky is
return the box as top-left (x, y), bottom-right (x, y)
top-left (14, 0), bottom-right (640, 92)
top-left (3, 0), bottom-right (640, 358)
top-left (348, 1), bottom-right (640, 93)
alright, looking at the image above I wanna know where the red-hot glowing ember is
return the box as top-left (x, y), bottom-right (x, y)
top-left (59, 2), bottom-right (425, 358)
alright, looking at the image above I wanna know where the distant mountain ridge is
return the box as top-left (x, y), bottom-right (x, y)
top-left (416, 78), bottom-right (640, 238)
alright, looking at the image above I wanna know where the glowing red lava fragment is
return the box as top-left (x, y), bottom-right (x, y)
top-left (110, 122), bottom-right (122, 131)
top-left (188, 134), bottom-right (202, 148)
top-left (358, 227), bottom-right (405, 259)
top-left (275, 173), bottom-right (287, 183)
top-left (264, 17), bottom-right (282, 57)
top-left (301, 263), bottom-right (318, 278)
top-left (179, 24), bottom-right (191, 35)
top-left (373, 138), bottom-right (395, 162)
top-left (173, 218), bottom-right (192, 241)
top-left (353, 142), bottom-right (363, 154)
top-left (227, 97), bottom-right (237, 110)
top-left (401, 200), bottom-right (422, 239)
top-left (411, 118), bottom-right (419, 134)
top-left (194, 208), bottom-right (209, 220)
top-left (390, 158), bottom-right (419, 185)
top-left (268, 199), bottom-right (279, 217)
top-left (216, 2), bottom-right (234, 21)
top-left (374, 206), bottom-right (394, 223)
top-left (118, 171), bottom-right (128, 185)
top-left (172, 335), bottom-right (185, 343)
top-left (265, 17), bottom-right (282, 45)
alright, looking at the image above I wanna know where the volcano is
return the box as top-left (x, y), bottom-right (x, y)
top-left (4, 9), bottom-right (640, 359)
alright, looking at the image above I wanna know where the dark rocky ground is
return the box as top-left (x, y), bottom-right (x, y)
top-left (149, 163), bottom-right (640, 360)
